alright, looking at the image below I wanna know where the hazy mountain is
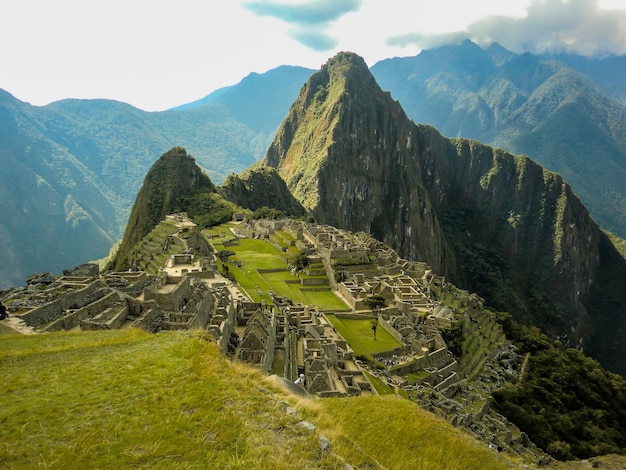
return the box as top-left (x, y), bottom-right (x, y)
top-left (546, 52), bottom-right (626, 105)
top-left (0, 67), bottom-right (312, 287)
top-left (172, 65), bottom-right (314, 133)
top-left (371, 40), bottom-right (626, 238)
top-left (263, 51), bottom-right (626, 376)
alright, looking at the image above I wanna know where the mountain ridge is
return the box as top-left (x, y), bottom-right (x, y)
top-left (371, 40), bottom-right (626, 238)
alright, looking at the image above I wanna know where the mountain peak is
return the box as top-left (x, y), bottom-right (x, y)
top-left (113, 147), bottom-right (215, 270)
top-left (323, 51), bottom-right (369, 74)
top-left (263, 51), bottom-right (405, 210)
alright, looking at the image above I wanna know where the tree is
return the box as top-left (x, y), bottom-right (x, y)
top-left (363, 295), bottom-right (386, 311)
top-left (292, 252), bottom-right (310, 270)
top-left (216, 250), bottom-right (235, 262)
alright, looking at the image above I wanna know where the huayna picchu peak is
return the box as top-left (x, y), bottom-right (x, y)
top-left (264, 51), bottom-right (626, 377)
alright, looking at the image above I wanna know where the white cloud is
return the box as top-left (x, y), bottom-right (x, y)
top-left (0, 0), bottom-right (624, 110)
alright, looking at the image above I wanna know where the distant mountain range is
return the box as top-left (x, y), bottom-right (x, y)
top-left (0, 67), bottom-right (312, 287)
top-left (1, 40), bottom-right (625, 289)
top-left (371, 40), bottom-right (626, 239)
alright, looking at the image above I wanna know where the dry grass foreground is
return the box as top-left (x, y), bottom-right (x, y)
top-left (0, 328), bottom-right (521, 469)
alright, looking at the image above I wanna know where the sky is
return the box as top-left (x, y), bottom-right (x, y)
top-left (1, 0), bottom-right (625, 111)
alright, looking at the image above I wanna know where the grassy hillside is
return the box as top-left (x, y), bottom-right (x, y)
top-left (1, 329), bottom-right (516, 469)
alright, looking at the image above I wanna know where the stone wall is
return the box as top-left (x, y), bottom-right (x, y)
top-left (42, 290), bottom-right (122, 332)
top-left (144, 276), bottom-right (192, 311)
top-left (378, 315), bottom-right (404, 344)
top-left (130, 299), bottom-right (163, 333)
top-left (21, 280), bottom-right (104, 327)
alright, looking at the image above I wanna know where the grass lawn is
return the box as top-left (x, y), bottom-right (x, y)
top-left (0, 329), bottom-right (346, 469)
top-left (326, 315), bottom-right (402, 358)
top-left (0, 329), bottom-right (514, 469)
top-left (212, 236), bottom-right (348, 310)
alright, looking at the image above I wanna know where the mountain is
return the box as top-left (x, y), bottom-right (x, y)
top-left (219, 165), bottom-right (307, 217)
top-left (545, 52), bottom-right (626, 106)
top-left (370, 40), bottom-right (626, 238)
top-left (263, 51), bottom-right (626, 376)
top-left (0, 90), bottom-right (119, 288)
top-left (112, 147), bottom-right (235, 271)
top-left (0, 67), bottom-right (312, 287)
top-left (3, 41), bottom-right (626, 289)
top-left (172, 65), bottom-right (314, 133)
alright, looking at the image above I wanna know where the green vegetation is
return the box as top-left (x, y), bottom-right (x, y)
top-left (0, 329), bottom-right (515, 469)
top-left (219, 166), bottom-right (306, 217)
top-left (326, 315), bottom-right (402, 359)
top-left (493, 313), bottom-right (626, 460)
top-left (113, 148), bottom-right (217, 270)
top-left (362, 294), bottom-right (387, 311)
top-left (301, 395), bottom-right (513, 469)
top-left (0, 322), bottom-right (17, 335)
top-left (211, 235), bottom-right (347, 310)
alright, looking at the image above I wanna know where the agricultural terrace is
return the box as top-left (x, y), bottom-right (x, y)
top-left (205, 225), bottom-right (348, 311)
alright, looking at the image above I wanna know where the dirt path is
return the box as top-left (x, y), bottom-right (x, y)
top-left (2, 316), bottom-right (37, 335)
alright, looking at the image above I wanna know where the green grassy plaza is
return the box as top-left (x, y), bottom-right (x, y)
top-left (208, 230), bottom-right (348, 310)
top-left (326, 314), bottom-right (402, 358)
top-left (204, 224), bottom-right (404, 363)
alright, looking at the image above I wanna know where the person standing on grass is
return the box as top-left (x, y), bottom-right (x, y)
top-left (371, 322), bottom-right (377, 340)
top-left (0, 302), bottom-right (7, 320)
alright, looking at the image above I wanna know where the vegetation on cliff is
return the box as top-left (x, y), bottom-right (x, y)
top-left (219, 165), bottom-right (307, 218)
top-left (494, 313), bottom-right (626, 461)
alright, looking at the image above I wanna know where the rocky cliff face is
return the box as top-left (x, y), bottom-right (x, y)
top-left (265, 53), bottom-right (449, 274)
top-left (263, 52), bottom-right (626, 375)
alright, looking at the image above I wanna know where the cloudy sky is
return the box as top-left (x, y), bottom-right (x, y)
top-left (2, 0), bottom-right (625, 111)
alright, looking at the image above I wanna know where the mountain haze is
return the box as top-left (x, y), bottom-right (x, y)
top-left (0, 68), bottom-right (309, 287)
top-left (263, 51), bottom-right (626, 376)
top-left (371, 40), bottom-right (626, 238)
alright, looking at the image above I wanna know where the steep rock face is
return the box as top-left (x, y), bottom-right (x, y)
top-left (219, 166), bottom-right (307, 217)
top-left (114, 147), bottom-right (215, 270)
top-left (264, 52), bottom-right (626, 375)
top-left (265, 52), bottom-right (449, 274)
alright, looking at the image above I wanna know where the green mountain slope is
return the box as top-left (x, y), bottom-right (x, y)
top-left (371, 40), bottom-right (626, 238)
top-left (0, 66), bottom-right (311, 287)
top-left (264, 51), bottom-right (626, 377)
top-left (113, 147), bottom-right (230, 271)
top-left (0, 91), bottom-right (118, 287)
top-left (219, 165), bottom-right (307, 217)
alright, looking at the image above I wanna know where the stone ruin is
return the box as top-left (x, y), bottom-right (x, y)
top-left (0, 216), bottom-right (548, 461)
